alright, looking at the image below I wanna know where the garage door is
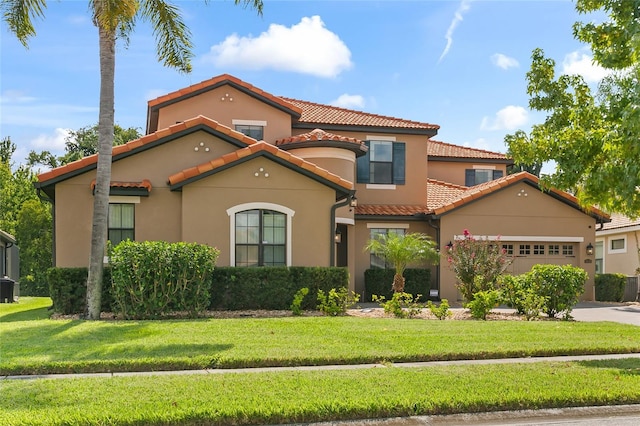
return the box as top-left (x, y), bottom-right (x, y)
top-left (502, 243), bottom-right (579, 275)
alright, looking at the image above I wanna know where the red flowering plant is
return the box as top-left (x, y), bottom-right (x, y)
top-left (446, 229), bottom-right (512, 301)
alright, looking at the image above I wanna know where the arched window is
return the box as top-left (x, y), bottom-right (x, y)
top-left (227, 203), bottom-right (294, 267)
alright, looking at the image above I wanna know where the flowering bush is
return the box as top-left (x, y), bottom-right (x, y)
top-left (446, 229), bottom-right (512, 301)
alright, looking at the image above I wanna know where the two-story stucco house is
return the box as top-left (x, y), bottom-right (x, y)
top-left (36, 74), bottom-right (608, 302)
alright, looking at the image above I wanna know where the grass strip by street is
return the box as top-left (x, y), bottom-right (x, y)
top-left (2, 298), bottom-right (639, 375)
top-left (2, 359), bottom-right (640, 426)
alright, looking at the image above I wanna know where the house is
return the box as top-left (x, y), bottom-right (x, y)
top-left (1, 230), bottom-right (19, 292)
top-left (595, 214), bottom-right (640, 276)
top-left (35, 74), bottom-right (608, 302)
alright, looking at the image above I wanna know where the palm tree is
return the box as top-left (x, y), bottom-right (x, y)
top-left (365, 232), bottom-right (439, 293)
top-left (3, 0), bottom-right (264, 319)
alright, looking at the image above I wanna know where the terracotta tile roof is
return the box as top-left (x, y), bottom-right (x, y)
top-left (168, 141), bottom-right (353, 191)
top-left (276, 128), bottom-right (363, 146)
top-left (426, 179), bottom-right (468, 211)
top-left (90, 179), bottom-right (152, 192)
top-left (600, 213), bottom-right (640, 231)
top-left (38, 116), bottom-right (257, 184)
top-left (428, 140), bottom-right (511, 161)
top-left (355, 204), bottom-right (431, 216)
top-left (430, 171), bottom-right (610, 221)
top-left (147, 74), bottom-right (302, 115)
top-left (282, 97), bottom-right (440, 131)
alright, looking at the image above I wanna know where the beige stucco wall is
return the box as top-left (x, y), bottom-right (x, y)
top-left (156, 86), bottom-right (293, 143)
top-left (438, 182), bottom-right (597, 302)
top-left (597, 229), bottom-right (640, 276)
top-left (428, 160), bottom-right (508, 187)
top-left (180, 156), bottom-right (336, 267)
top-left (353, 219), bottom-right (437, 299)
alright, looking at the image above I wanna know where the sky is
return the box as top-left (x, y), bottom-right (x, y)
top-left (1, 0), bottom-right (610, 167)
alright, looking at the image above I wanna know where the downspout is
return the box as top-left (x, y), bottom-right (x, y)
top-left (329, 191), bottom-right (355, 267)
top-left (36, 188), bottom-right (56, 267)
top-left (427, 217), bottom-right (441, 300)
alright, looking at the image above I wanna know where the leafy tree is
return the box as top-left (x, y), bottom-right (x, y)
top-left (27, 124), bottom-right (141, 169)
top-left (0, 136), bottom-right (16, 164)
top-left (365, 232), bottom-right (439, 293)
top-left (15, 199), bottom-right (52, 295)
top-left (2, 0), bottom-right (264, 319)
top-left (505, 133), bottom-right (542, 177)
top-left (505, 0), bottom-right (640, 216)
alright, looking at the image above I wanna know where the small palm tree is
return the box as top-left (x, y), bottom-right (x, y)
top-left (365, 232), bottom-right (439, 293)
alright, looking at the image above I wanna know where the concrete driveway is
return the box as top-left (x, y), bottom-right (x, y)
top-left (570, 302), bottom-right (640, 326)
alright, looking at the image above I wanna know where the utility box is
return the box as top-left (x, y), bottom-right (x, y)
top-left (0, 277), bottom-right (15, 303)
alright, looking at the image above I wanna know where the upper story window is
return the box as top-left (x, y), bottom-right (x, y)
top-left (609, 237), bottom-right (626, 254)
top-left (465, 169), bottom-right (503, 186)
top-left (235, 125), bottom-right (264, 140)
top-left (357, 140), bottom-right (405, 185)
top-left (108, 203), bottom-right (134, 246)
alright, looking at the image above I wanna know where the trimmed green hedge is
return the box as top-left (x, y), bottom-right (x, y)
top-left (595, 273), bottom-right (626, 302)
top-left (364, 268), bottom-right (431, 302)
top-left (47, 267), bottom-right (113, 315)
top-left (210, 267), bottom-right (349, 310)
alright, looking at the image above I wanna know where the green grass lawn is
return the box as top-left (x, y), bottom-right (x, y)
top-left (2, 298), bottom-right (639, 425)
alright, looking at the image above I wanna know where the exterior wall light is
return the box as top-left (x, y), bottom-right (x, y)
top-left (586, 242), bottom-right (594, 256)
top-left (446, 241), bottom-right (453, 250)
top-left (349, 195), bottom-right (358, 208)
top-left (334, 228), bottom-right (342, 243)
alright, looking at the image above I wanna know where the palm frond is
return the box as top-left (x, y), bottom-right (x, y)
top-left (1, 0), bottom-right (47, 47)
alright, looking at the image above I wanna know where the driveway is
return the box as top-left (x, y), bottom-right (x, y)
top-left (570, 302), bottom-right (640, 326)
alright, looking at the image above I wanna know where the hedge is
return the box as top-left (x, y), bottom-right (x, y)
top-left (364, 268), bottom-right (432, 302)
top-left (47, 267), bottom-right (113, 315)
top-left (210, 266), bottom-right (349, 310)
top-left (595, 273), bottom-right (626, 302)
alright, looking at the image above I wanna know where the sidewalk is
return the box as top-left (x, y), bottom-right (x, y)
top-left (4, 352), bottom-right (640, 381)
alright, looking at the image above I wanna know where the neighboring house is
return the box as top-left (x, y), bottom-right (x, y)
top-left (595, 214), bottom-right (640, 276)
top-left (35, 74), bottom-right (608, 302)
top-left (0, 230), bottom-right (19, 282)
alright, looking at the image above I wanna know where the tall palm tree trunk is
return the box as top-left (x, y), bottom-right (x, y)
top-left (85, 24), bottom-right (116, 320)
top-left (392, 273), bottom-right (405, 293)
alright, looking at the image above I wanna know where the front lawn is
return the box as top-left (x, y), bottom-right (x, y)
top-left (1, 298), bottom-right (639, 375)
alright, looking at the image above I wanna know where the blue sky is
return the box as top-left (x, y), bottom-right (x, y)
top-left (1, 0), bottom-right (609, 166)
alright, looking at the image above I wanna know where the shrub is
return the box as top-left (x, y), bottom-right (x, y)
top-left (500, 274), bottom-right (548, 320)
top-left (210, 267), bottom-right (348, 310)
top-left (595, 273), bottom-right (626, 302)
top-left (364, 268), bottom-right (431, 302)
top-left (426, 298), bottom-right (452, 320)
top-left (18, 274), bottom-right (49, 297)
top-left (446, 229), bottom-right (512, 301)
top-left (290, 287), bottom-right (309, 316)
top-left (373, 292), bottom-right (422, 319)
top-left (110, 241), bottom-right (218, 319)
top-left (47, 267), bottom-right (113, 315)
top-left (465, 289), bottom-right (501, 320)
top-left (317, 288), bottom-right (359, 316)
top-left (525, 264), bottom-right (587, 319)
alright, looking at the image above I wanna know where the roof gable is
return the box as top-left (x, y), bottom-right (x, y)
top-left (275, 128), bottom-right (368, 156)
top-left (168, 141), bottom-right (352, 197)
top-left (146, 74), bottom-right (302, 133)
top-left (36, 116), bottom-right (258, 190)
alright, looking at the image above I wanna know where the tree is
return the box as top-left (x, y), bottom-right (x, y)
top-left (505, 0), bottom-right (640, 217)
top-left (27, 124), bottom-right (141, 169)
top-left (15, 199), bottom-right (52, 295)
top-left (505, 132), bottom-right (542, 177)
top-left (365, 232), bottom-right (439, 293)
top-left (3, 0), bottom-right (264, 319)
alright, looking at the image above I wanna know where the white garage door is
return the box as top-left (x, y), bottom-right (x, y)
top-left (502, 243), bottom-right (579, 275)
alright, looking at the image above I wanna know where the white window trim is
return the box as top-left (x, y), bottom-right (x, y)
top-left (366, 135), bottom-right (396, 141)
top-left (226, 202), bottom-right (295, 266)
top-left (109, 196), bottom-right (141, 204)
top-left (365, 184), bottom-right (396, 190)
top-left (608, 235), bottom-right (627, 254)
top-left (232, 119), bottom-right (267, 127)
top-left (367, 223), bottom-right (410, 229)
top-left (472, 165), bottom-right (496, 170)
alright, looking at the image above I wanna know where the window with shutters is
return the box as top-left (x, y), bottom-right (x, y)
top-left (465, 169), bottom-right (503, 186)
top-left (356, 141), bottom-right (405, 185)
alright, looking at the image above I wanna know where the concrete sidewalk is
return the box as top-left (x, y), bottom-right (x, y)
top-left (3, 352), bottom-right (640, 381)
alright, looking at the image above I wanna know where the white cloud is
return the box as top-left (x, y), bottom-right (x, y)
top-left (562, 50), bottom-right (612, 83)
top-left (438, 0), bottom-right (472, 63)
top-left (480, 106), bottom-right (528, 131)
top-left (491, 53), bottom-right (519, 70)
top-left (30, 128), bottom-right (71, 152)
top-left (330, 94), bottom-right (365, 109)
top-left (203, 16), bottom-right (352, 78)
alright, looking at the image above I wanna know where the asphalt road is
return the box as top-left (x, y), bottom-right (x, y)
top-left (569, 302), bottom-right (640, 326)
